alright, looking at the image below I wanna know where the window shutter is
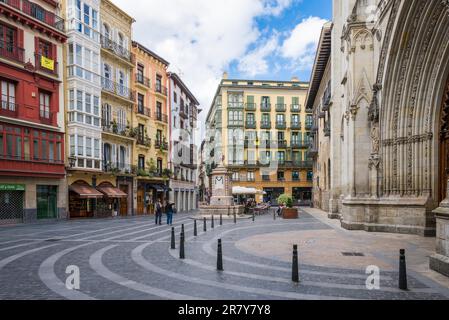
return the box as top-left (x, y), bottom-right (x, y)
top-left (52, 43), bottom-right (57, 60)
top-left (34, 36), bottom-right (39, 55)
top-left (18, 29), bottom-right (24, 48)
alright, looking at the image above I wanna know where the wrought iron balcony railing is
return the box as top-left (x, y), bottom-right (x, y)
top-left (0, 100), bottom-right (18, 117)
top-left (245, 121), bottom-right (256, 129)
top-left (0, 40), bottom-right (24, 63)
top-left (155, 82), bottom-right (168, 96)
top-left (100, 35), bottom-right (131, 62)
top-left (276, 121), bottom-right (287, 130)
top-left (135, 105), bottom-right (151, 118)
top-left (0, 0), bottom-right (65, 32)
top-left (291, 122), bottom-right (301, 130)
top-left (154, 112), bottom-right (168, 124)
top-left (291, 140), bottom-right (309, 149)
top-left (155, 140), bottom-right (169, 150)
top-left (260, 103), bottom-right (271, 112)
top-left (275, 104), bottom-right (286, 112)
top-left (101, 77), bottom-right (135, 102)
top-left (291, 104), bottom-right (301, 113)
top-left (135, 73), bottom-right (151, 88)
top-left (245, 103), bottom-right (256, 111)
top-left (260, 121), bottom-right (271, 129)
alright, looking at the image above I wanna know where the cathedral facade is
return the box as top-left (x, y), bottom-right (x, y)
top-left (320, 0), bottom-right (449, 275)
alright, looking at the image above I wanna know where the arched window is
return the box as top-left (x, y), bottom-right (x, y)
top-left (118, 32), bottom-right (124, 47)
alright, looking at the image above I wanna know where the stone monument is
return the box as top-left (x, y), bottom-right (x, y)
top-left (198, 160), bottom-right (244, 218)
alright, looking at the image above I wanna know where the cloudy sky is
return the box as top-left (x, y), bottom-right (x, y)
top-left (112, 0), bottom-right (332, 138)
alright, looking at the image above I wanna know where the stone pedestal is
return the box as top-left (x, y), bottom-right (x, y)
top-left (430, 204), bottom-right (449, 277)
top-left (198, 163), bottom-right (244, 217)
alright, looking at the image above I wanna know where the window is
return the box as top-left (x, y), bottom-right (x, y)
top-left (137, 64), bottom-right (144, 83)
top-left (277, 171), bottom-right (285, 181)
top-left (86, 137), bottom-right (92, 157)
top-left (70, 135), bottom-right (75, 156)
top-left (276, 114), bottom-right (285, 123)
top-left (117, 109), bottom-right (126, 133)
top-left (38, 39), bottom-right (53, 59)
top-left (247, 171), bottom-right (255, 182)
top-left (138, 94), bottom-right (144, 112)
top-left (39, 92), bottom-right (50, 119)
top-left (77, 136), bottom-right (83, 156)
top-left (232, 172), bottom-right (239, 182)
top-left (85, 93), bottom-right (91, 113)
top-left (174, 92), bottom-right (177, 103)
top-left (291, 114), bottom-right (300, 125)
top-left (1, 80), bottom-right (16, 112)
top-left (262, 113), bottom-right (270, 124)
top-left (103, 24), bottom-right (110, 39)
top-left (261, 96), bottom-right (270, 106)
top-left (157, 158), bottom-right (163, 174)
top-left (292, 132), bottom-right (300, 143)
top-left (156, 101), bottom-right (162, 119)
top-left (138, 155), bottom-right (145, 170)
top-left (94, 139), bottom-right (100, 158)
top-left (246, 113), bottom-right (255, 124)
top-left (307, 171), bottom-right (313, 181)
top-left (228, 93), bottom-right (243, 108)
top-left (228, 110), bottom-right (243, 126)
top-left (292, 171), bottom-right (300, 181)
top-left (277, 151), bottom-right (285, 164)
top-left (118, 32), bottom-right (124, 48)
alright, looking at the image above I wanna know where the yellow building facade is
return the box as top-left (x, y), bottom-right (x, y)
top-left (131, 41), bottom-right (170, 215)
top-left (206, 75), bottom-right (313, 205)
top-left (99, 0), bottom-right (135, 216)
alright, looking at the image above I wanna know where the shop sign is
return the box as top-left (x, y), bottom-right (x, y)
top-left (0, 184), bottom-right (26, 191)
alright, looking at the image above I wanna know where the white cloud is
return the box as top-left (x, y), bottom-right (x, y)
top-left (111, 0), bottom-right (294, 138)
top-left (237, 35), bottom-right (279, 77)
top-left (281, 16), bottom-right (327, 71)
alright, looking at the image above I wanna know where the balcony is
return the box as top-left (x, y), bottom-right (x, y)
top-left (292, 160), bottom-right (313, 168)
top-left (100, 35), bottom-right (132, 62)
top-left (0, 41), bottom-right (25, 63)
top-left (305, 123), bottom-right (313, 130)
top-left (305, 107), bottom-right (314, 113)
top-left (291, 140), bottom-right (309, 149)
top-left (135, 73), bottom-right (151, 89)
top-left (39, 111), bottom-right (53, 125)
top-left (307, 146), bottom-right (319, 159)
top-left (228, 120), bottom-right (244, 127)
top-left (260, 103), bottom-right (271, 112)
top-left (35, 54), bottom-right (58, 76)
top-left (245, 121), bottom-right (256, 129)
top-left (154, 112), bottom-right (168, 124)
top-left (262, 176), bottom-right (270, 182)
top-left (276, 121), bottom-right (286, 130)
top-left (291, 104), bottom-right (301, 113)
top-left (260, 121), bottom-right (271, 129)
top-left (137, 136), bottom-right (152, 148)
top-left (291, 122), bottom-right (301, 130)
top-left (0, 0), bottom-right (65, 32)
top-left (0, 101), bottom-right (19, 117)
top-left (135, 105), bottom-right (151, 118)
top-left (180, 106), bottom-right (188, 119)
top-left (155, 140), bottom-right (169, 151)
top-left (275, 104), bottom-right (286, 112)
top-left (155, 82), bottom-right (168, 97)
top-left (103, 161), bottom-right (133, 175)
top-left (277, 140), bottom-right (287, 148)
top-left (101, 77), bottom-right (135, 102)
top-left (245, 103), bottom-right (256, 111)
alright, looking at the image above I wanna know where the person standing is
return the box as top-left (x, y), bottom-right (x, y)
top-left (166, 201), bottom-right (174, 225)
top-left (155, 199), bottom-right (163, 225)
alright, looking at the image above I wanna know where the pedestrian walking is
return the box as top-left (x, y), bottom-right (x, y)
top-left (166, 201), bottom-right (175, 225)
top-left (155, 199), bottom-right (163, 225)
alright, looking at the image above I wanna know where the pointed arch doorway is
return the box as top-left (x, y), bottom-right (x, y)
top-left (439, 76), bottom-right (449, 203)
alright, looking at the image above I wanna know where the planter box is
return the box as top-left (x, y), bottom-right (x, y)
top-left (282, 208), bottom-right (299, 219)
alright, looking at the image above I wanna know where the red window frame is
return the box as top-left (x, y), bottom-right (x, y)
top-left (38, 39), bottom-right (53, 59)
top-left (0, 79), bottom-right (16, 111)
top-left (0, 123), bottom-right (63, 163)
top-left (39, 90), bottom-right (51, 120)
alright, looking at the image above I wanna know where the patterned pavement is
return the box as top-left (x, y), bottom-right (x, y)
top-left (0, 209), bottom-right (448, 300)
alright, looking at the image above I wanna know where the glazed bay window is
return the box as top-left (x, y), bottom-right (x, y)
top-left (0, 124), bottom-right (63, 163)
top-left (228, 93), bottom-right (243, 109)
top-left (68, 89), bottom-right (100, 127)
top-left (228, 110), bottom-right (243, 126)
top-left (67, 43), bottom-right (100, 84)
top-left (69, 134), bottom-right (101, 169)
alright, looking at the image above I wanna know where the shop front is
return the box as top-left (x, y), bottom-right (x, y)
top-left (0, 184), bottom-right (25, 225)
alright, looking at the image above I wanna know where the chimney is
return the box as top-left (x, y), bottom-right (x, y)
top-left (223, 72), bottom-right (228, 80)
top-left (291, 76), bottom-right (300, 82)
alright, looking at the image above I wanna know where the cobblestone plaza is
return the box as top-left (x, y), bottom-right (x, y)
top-left (1, 209), bottom-right (449, 300)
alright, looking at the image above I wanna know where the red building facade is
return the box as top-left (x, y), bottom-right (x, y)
top-left (0, 0), bottom-right (67, 224)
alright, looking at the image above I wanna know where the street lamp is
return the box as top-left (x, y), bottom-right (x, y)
top-left (68, 156), bottom-right (77, 168)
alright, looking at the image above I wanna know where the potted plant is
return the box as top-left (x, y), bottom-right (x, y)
top-left (277, 194), bottom-right (298, 219)
top-left (147, 159), bottom-right (157, 177)
top-left (162, 168), bottom-right (173, 179)
top-left (111, 120), bottom-right (118, 134)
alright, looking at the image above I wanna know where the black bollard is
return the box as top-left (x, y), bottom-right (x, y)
top-left (252, 212), bottom-right (255, 222)
top-left (211, 215), bottom-right (215, 229)
top-left (203, 217), bottom-right (207, 232)
top-left (292, 244), bottom-right (299, 283)
top-left (170, 227), bottom-right (176, 250)
top-left (194, 219), bottom-right (197, 236)
top-left (217, 239), bottom-right (223, 271)
top-left (234, 213), bottom-right (237, 224)
top-left (399, 249), bottom-right (407, 290)
top-left (181, 224), bottom-right (185, 235)
top-left (220, 214), bottom-right (223, 226)
top-left (179, 232), bottom-right (185, 259)
top-left (273, 209), bottom-right (276, 220)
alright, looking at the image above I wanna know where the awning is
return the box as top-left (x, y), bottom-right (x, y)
top-left (69, 184), bottom-right (104, 199)
top-left (233, 186), bottom-right (258, 195)
top-left (97, 186), bottom-right (127, 198)
top-left (148, 184), bottom-right (169, 192)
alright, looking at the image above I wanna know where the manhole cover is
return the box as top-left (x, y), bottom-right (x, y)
top-left (342, 252), bottom-right (365, 257)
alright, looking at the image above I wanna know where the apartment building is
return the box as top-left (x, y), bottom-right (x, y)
top-left (205, 74), bottom-right (313, 205)
top-left (98, 0), bottom-right (135, 216)
top-left (168, 72), bottom-right (200, 213)
top-left (131, 41), bottom-right (170, 216)
top-left (0, 0), bottom-right (67, 224)
top-left (306, 22), bottom-right (332, 213)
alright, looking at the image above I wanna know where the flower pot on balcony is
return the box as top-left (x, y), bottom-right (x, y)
top-left (282, 208), bottom-right (299, 219)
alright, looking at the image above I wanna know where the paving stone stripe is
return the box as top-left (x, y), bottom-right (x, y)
top-left (0, 244), bottom-right (60, 270)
